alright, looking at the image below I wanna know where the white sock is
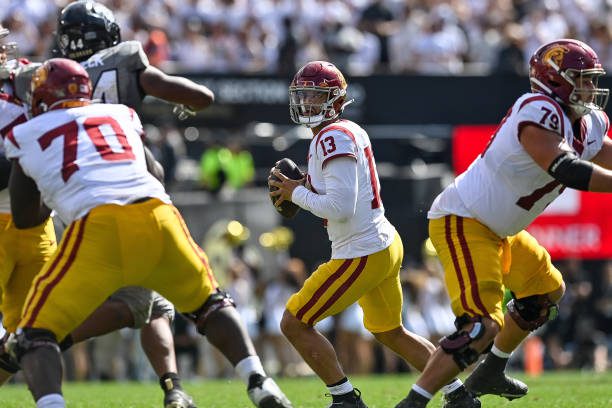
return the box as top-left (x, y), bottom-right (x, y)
top-left (441, 378), bottom-right (463, 395)
top-left (37, 393), bottom-right (65, 408)
top-left (235, 355), bottom-right (266, 384)
top-left (327, 378), bottom-right (354, 395)
top-left (491, 344), bottom-right (512, 359)
top-left (412, 384), bottom-right (433, 400)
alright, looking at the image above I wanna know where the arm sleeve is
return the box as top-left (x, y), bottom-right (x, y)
top-left (291, 156), bottom-right (357, 221)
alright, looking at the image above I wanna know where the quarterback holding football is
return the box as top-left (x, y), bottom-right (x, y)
top-left (268, 61), bottom-right (479, 408)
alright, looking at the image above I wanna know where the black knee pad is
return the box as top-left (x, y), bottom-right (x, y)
top-left (6, 328), bottom-right (60, 363)
top-left (0, 333), bottom-right (20, 374)
top-left (507, 294), bottom-right (559, 331)
top-left (440, 314), bottom-right (486, 370)
top-left (183, 290), bottom-right (236, 334)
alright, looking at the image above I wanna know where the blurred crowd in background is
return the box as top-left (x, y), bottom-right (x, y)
top-left (1, 0), bottom-right (611, 75)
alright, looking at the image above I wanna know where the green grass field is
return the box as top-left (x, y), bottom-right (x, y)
top-left (2, 371), bottom-right (611, 407)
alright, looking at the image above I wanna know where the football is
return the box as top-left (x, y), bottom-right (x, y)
top-left (269, 158), bottom-right (303, 219)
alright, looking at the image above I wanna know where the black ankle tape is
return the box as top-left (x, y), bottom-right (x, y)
top-left (160, 372), bottom-right (182, 392)
top-left (327, 377), bottom-right (348, 388)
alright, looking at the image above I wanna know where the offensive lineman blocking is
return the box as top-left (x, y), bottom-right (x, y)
top-left (4, 59), bottom-right (291, 408)
top-left (0, 2), bottom-right (211, 405)
top-left (396, 39), bottom-right (611, 407)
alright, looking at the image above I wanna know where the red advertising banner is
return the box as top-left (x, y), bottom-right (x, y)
top-left (452, 125), bottom-right (612, 260)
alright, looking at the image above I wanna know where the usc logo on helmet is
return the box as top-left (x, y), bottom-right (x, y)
top-left (31, 65), bottom-right (48, 92)
top-left (542, 45), bottom-right (569, 68)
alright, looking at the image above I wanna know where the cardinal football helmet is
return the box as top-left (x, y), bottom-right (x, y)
top-left (31, 58), bottom-right (92, 117)
top-left (529, 39), bottom-right (609, 117)
top-left (289, 61), bottom-right (353, 128)
top-left (57, 1), bottom-right (121, 62)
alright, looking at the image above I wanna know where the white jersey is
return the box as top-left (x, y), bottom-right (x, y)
top-left (3, 103), bottom-right (170, 225)
top-left (306, 119), bottom-right (395, 258)
top-left (429, 92), bottom-right (610, 238)
top-left (0, 92), bottom-right (28, 214)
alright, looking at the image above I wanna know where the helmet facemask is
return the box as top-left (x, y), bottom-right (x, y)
top-left (565, 69), bottom-right (609, 116)
top-left (0, 27), bottom-right (17, 80)
top-left (289, 85), bottom-right (346, 128)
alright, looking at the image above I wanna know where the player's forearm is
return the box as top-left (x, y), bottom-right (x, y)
top-left (159, 75), bottom-right (214, 110)
top-left (292, 157), bottom-right (358, 220)
top-left (143, 146), bottom-right (165, 184)
top-left (587, 165), bottom-right (612, 192)
top-left (292, 186), bottom-right (356, 221)
top-left (139, 66), bottom-right (214, 110)
top-left (11, 202), bottom-right (50, 229)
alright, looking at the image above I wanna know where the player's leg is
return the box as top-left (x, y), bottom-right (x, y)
top-left (11, 215), bottom-right (122, 407)
top-left (146, 203), bottom-right (290, 408)
top-left (395, 216), bottom-right (505, 408)
top-left (63, 285), bottom-right (196, 408)
top-left (0, 216), bottom-right (55, 385)
top-left (63, 298), bottom-right (135, 345)
top-left (0, 214), bottom-right (18, 385)
top-left (282, 255), bottom-right (392, 408)
top-left (141, 293), bottom-right (196, 408)
top-left (361, 233), bottom-right (435, 369)
top-left (464, 230), bottom-right (564, 400)
top-left (361, 233), bottom-right (479, 408)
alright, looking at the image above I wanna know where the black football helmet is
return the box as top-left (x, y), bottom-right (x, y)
top-left (56, 1), bottom-right (121, 62)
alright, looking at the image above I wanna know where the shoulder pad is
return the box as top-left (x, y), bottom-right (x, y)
top-left (517, 94), bottom-right (566, 135)
top-left (315, 124), bottom-right (358, 163)
top-left (12, 63), bottom-right (41, 103)
top-left (114, 41), bottom-right (149, 68)
top-left (593, 110), bottom-right (610, 135)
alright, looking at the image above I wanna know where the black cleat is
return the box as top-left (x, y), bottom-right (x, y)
top-left (327, 389), bottom-right (368, 408)
top-left (442, 387), bottom-right (481, 408)
top-left (247, 374), bottom-right (293, 408)
top-left (464, 363), bottom-right (528, 400)
top-left (394, 390), bottom-right (430, 408)
top-left (164, 389), bottom-right (197, 408)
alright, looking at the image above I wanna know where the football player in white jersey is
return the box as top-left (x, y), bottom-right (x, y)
top-left (0, 11), bottom-right (206, 406)
top-left (395, 39), bottom-right (610, 408)
top-left (4, 59), bottom-right (291, 408)
top-left (50, 3), bottom-right (215, 406)
top-left (0, 27), bottom-right (60, 385)
top-left (269, 61), bottom-right (479, 408)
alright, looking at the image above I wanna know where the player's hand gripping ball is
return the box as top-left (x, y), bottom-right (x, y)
top-left (268, 158), bottom-right (304, 219)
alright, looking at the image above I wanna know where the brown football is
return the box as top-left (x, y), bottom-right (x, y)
top-left (269, 158), bottom-right (303, 219)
